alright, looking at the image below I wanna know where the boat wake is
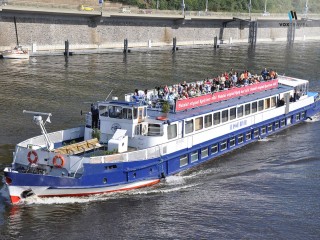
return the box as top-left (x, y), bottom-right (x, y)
top-left (306, 112), bottom-right (320, 122)
top-left (258, 137), bottom-right (271, 142)
top-left (16, 176), bottom-right (198, 205)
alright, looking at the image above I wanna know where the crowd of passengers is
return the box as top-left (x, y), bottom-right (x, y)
top-left (133, 68), bottom-right (278, 103)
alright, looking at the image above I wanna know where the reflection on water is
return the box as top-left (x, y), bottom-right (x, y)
top-left (0, 42), bottom-right (320, 239)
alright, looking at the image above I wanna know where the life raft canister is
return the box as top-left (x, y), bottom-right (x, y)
top-left (156, 116), bottom-right (167, 121)
top-left (27, 150), bottom-right (38, 164)
top-left (53, 155), bottom-right (65, 168)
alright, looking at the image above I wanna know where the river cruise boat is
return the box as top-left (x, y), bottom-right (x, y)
top-left (3, 74), bottom-right (320, 204)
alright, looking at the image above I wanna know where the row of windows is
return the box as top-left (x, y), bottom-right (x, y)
top-left (184, 96), bottom-right (278, 135)
top-left (99, 105), bottom-right (147, 120)
top-left (179, 111), bottom-right (306, 167)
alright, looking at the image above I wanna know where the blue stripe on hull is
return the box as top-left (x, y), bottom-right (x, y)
top-left (5, 102), bottom-right (320, 190)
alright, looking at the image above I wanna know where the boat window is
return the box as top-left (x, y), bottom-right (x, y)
top-left (185, 119), bottom-right (194, 134)
top-left (180, 154), bottom-right (188, 167)
top-left (133, 108), bottom-right (138, 119)
top-left (195, 117), bottom-right (203, 131)
top-left (264, 98), bottom-right (271, 109)
top-left (301, 111), bottom-right (306, 119)
top-left (213, 112), bottom-right (220, 125)
top-left (204, 114), bottom-right (212, 128)
top-left (252, 102), bottom-right (257, 113)
top-left (280, 119), bottom-right (285, 127)
top-left (254, 128), bottom-right (259, 138)
top-left (108, 106), bottom-right (122, 118)
top-left (296, 113), bottom-right (300, 121)
top-left (148, 124), bottom-right (162, 136)
top-left (287, 117), bottom-right (291, 125)
top-left (138, 107), bottom-right (144, 121)
top-left (191, 151), bottom-right (198, 163)
top-left (246, 131), bottom-right (251, 140)
top-left (230, 137), bottom-right (235, 147)
top-left (167, 124), bottom-right (177, 140)
top-left (267, 124), bottom-right (273, 132)
top-left (230, 107), bottom-right (236, 120)
top-left (201, 147), bottom-right (208, 158)
top-left (211, 144), bottom-right (218, 154)
top-left (271, 96), bottom-right (277, 107)
top-left (245, 104), bottom-right (251, 115)
top-left (258, 100), bottom-right (264, 111)
top-left (237, 105), bottom-right (243, 118)
top-left (220, 140), bottom-right (227, 151)
top-left (261, 126), bottom-right (266, 135)
top-left (238, 134), bottom-right (244, 144)
top-left (122, 108), bottom-right (133, 119)
top-left (99, 105), bottom-right (108, 117)
top-left (275, 121), bottom-right (279, 129)
top-left (222, 110), bottom-right (228, 123)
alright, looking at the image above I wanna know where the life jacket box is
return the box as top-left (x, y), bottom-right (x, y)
top-left (108, 129), bottom-right (128, 153)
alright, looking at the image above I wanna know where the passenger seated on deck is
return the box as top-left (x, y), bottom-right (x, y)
top-left (231, 72), bottom-right (238, 86)
top-left (133, 89), bottom-right (145, 102)
top-left (261, 68), bottom-right (269, 80)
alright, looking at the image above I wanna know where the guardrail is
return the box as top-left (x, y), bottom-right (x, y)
top-left (2, 2), bottom-right (320, 19)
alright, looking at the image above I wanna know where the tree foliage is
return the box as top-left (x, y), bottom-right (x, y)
top-left (109, 0), bottom-right (320, 13)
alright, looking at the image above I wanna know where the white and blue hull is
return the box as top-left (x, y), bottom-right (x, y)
top-left (5, 99), bottom-right (319, 204)
top-left (4, 76), bottom-right (320, 204)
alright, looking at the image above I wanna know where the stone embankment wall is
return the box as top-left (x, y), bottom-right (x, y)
top-left (0, 10), bottom-right (319, 52)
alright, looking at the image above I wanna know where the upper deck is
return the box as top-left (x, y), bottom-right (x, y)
top-left (147, 83), bottom-right (292, 123)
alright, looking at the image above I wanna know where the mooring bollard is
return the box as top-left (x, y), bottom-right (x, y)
top-left (172, 37), bottom-right (177, 52)
top-left (123, 38), bottom-right (129, 53)
top-left (214, 36), bottom-right (219, 49)
top-left (64, 40), bottom-right (69, 57)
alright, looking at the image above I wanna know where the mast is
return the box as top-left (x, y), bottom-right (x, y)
top-left (14, 16), bottom-right (19, 46)
top-left (23, 110), bottom-right (54, 151)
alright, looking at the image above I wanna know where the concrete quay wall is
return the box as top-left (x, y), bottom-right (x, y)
top-left (0, 10), bottom-right (320, 52)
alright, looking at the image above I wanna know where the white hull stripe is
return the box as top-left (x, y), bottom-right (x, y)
top-left (7, 179), bottom-right (160, 203)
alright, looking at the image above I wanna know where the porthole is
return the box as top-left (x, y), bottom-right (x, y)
top-left (103, 178), bottom-right (107, 184)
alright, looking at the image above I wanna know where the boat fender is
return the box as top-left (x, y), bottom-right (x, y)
top-left (53, 155), bottom-right (65, 168)
top-left (27, 150), bottom-right (38, 164)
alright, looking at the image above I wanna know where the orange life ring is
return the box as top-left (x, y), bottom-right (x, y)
top-left (53, 155), bottom-right (65, 168)
top-left (27, 150), bottom-right (38, 164)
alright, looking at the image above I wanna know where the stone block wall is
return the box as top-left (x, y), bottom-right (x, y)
top-left (0, 11), bottom-right (319, 51)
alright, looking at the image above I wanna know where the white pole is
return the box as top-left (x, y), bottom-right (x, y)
top-left (182, 0), bottom-right (185, 16)
top-left (264, 0), bottom-right (267, 13)
top-left (305, 0), bottom-right (309, 17)
top-left (205, 0), bottom-right (208, 12)
top-left (249, 0), bottom-right (252, 19)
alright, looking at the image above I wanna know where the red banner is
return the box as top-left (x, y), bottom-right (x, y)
top-left (175, 79), bottom-right (278, 112)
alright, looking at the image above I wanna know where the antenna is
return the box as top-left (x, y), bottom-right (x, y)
top-left (105, 89), bottom-right (113, 101)
top-left (23, 110), bottom-right (54, 151)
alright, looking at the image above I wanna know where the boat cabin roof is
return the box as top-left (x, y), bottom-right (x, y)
top-left (147, 84), bottom-right (292, 123)
top-left (278, 76), bottom-right (309, 87)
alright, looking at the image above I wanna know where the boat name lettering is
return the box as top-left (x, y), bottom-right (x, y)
top-left (229, 119), bottom-right (248, 130)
